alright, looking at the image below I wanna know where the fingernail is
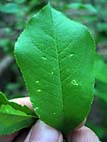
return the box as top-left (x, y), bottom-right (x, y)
top-left (58, 134), bottom-right (63, 142)
top-left (28, 120), bottom-right (63, 142)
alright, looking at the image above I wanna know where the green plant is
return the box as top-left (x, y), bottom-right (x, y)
top-left (0, 3), bottom-right (95, 137)
top-left (85, 53), bottom-right (107, 139)
top-left (0, 92), bottom-right (36, 135)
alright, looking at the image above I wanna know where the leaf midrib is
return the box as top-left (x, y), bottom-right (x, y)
top-left (50, 8), bottom-right (64, 125)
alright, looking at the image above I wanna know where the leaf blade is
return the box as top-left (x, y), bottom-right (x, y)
top-left (15, 4), bottom-right (95, 133)
top-left (0, 92), bottom-right (36, 135)
top-left (0, 92), bottom-right (34, 115)
top-left (0, 104), bottom-right (35, 135)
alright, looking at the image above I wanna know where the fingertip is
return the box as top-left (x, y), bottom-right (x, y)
top-left (24, 120), bottom-right (63, 142)
top-left (10, 97), bottom-right (33, 110)
top-left (75, 118), bottom-right (86, 130)
top-left (68, 126), bottom-right (100, 142)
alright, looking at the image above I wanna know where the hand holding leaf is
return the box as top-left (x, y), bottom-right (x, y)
top-left (0, 3), bottom-right (95, 136)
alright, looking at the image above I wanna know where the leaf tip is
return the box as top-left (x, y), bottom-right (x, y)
top-left (45, 1), bottom-right (53, 10)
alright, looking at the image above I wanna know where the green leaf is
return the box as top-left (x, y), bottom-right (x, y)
top-left (86, 121), bottom-right (104, 138)
top-left (0, 3), bottom-right (20, 13)
top-left (14, 0), bottom-right (26, 4)
top-left (95, 80), bottom-right (107, 102)
top-left (66, 3), bottom-right (97, 13)
top-left (0, 92), bottom-right (8, 104)
top-left (95, 54), bottom-right (107, 83)
top-left (0, 92), bottom-right (36, 135)
top-left (0, 3), bottom-right (27, 16)
top-left (0, 106), bottom-right (35, 135)
top-left (15, 4), bottom-right (95, 133)
top-left (0, 105), bottom-right (27, 116)
top-left (0, 92), bottom-right (34, 115)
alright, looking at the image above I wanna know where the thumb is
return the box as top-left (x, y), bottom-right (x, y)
top-left (24, 120), bottom-right (63, 142)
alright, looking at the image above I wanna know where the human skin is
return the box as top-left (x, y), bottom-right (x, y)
top-left (0, 97), bottom-right (100, 142)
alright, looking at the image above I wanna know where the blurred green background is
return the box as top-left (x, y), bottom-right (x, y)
top-left (0, 0), bottom-right (107, 141)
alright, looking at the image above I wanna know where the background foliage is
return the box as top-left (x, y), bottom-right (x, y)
top-left (0, 0), bottom-right (107, 141)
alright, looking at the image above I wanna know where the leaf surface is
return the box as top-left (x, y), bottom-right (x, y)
top-left (15, 4), bottom-right (95, 133)
top-left (0, 92), bottom-right (34, 115)
top-left (0, 92), bottom-right (36, 135)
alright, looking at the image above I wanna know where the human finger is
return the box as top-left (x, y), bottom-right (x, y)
top-left (0, 97), bottom-right (33, 142)
top-left (68, 126), bottom-right (100, 142)
top-left (10, 97), bottom-right (33, 111)
top-left (24, 120), bottom-right (63, 142)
